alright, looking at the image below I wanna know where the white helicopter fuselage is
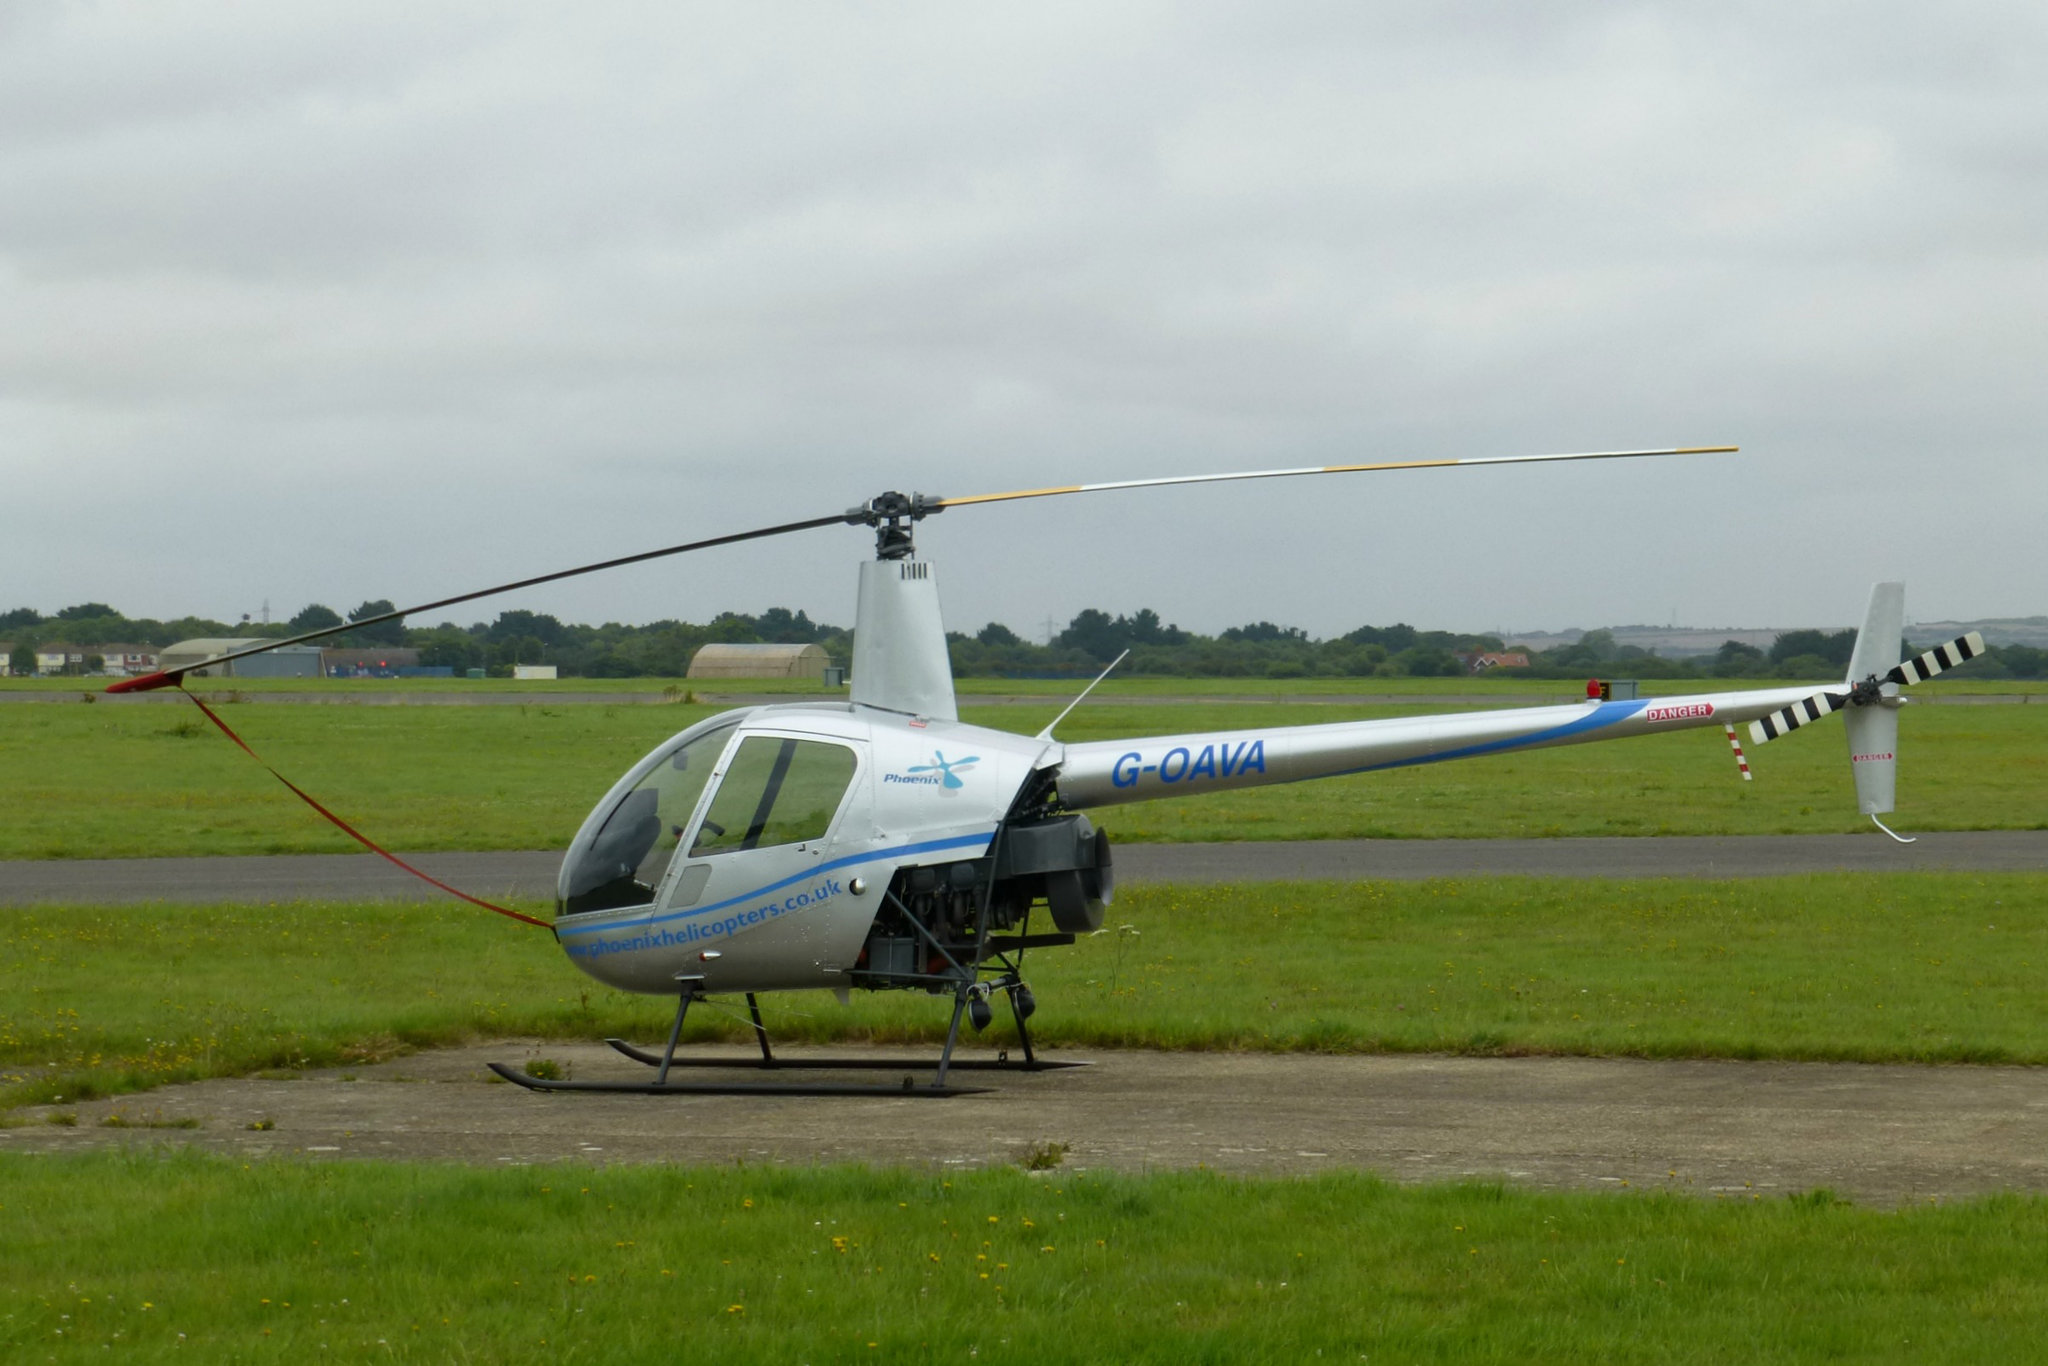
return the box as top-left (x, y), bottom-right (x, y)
top-left (553, 704), bottom-right (1056, 995)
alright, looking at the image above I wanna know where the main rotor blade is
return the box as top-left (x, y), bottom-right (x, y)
top-left (108, 442), bottom-right (1736, 694)
top-left (107, 509), bottom-right (850, 692)
top-left (935, 446), bottom-right (1736, 510)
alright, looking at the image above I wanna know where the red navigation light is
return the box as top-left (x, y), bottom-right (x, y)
top-left (1586, 678), bottom-right (1601, 699)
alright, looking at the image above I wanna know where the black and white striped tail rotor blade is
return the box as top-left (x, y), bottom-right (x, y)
top-left (1750, 690), bottom-right (1848, 745)
top-left (1750, 630), bottom-right (1987, 745)
top-left (1887, 631), bottom-right (1987, 687)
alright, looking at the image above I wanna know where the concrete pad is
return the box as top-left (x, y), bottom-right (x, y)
top-left (8, 1043), bottom-right (2047, 1206)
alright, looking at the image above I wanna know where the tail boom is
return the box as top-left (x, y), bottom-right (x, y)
top-left (1056, 684), bottom-right (1831, 810)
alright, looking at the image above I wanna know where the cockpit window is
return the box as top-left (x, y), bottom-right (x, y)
top-left (559, 722), bottom-right (735, 916)
top-left (689, 736), bottom-right (858, 856)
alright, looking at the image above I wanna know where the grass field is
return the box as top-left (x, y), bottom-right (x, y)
top-left (4, 691), bottom-right (2042, 859)
top-left (5, 1152), bottom-right (2046, 1363)
top-left (6, 874), bottom-right (2043, 1110)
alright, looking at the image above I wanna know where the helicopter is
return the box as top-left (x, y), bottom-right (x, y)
top-left (109, 446), bottom-right (1986, 1095)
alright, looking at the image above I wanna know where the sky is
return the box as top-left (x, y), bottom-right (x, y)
top-left (5, 2), bottom-right (2044, 641)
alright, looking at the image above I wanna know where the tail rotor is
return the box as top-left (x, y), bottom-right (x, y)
top-left (1744, 580), bottom-right (1985, 837)
top-left (1748, 630), bottom-right (1986, 747)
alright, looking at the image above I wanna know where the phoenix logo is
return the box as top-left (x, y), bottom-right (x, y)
top-left (907, 751), bottom-right (979, 790)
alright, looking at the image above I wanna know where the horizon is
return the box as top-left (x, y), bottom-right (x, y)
top-left (5, 598), bottom-right (2044, 653)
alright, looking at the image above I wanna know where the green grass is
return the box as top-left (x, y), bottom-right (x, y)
top-left (4, 693), bottom-right (2043, 858)
top-left (7, 875), bottom-right (2045, 1110)
top-left (3, 1153), bottom-right (2046, 1362)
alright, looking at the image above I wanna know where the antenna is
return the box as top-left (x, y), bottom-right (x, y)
top-left (1036, 649), bottom-right (1129, 741)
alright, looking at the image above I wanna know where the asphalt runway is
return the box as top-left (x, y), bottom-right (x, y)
top-left (10, 1041), bottom-right (2047, 1204)
top-left (4, 831), bottom-right (2046, 906)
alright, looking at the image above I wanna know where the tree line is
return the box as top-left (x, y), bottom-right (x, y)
top-left (5, 602), bottom-right (2045, 681)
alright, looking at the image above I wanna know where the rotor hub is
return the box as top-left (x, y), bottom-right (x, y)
top-left (845, 491), bottom-right (943, 560)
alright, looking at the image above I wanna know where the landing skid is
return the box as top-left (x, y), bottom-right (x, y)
top-left (600, 1037), bottom-right (1086, 1074)
top-left (486, 1062), bottom-right (990, 1097)
top-left (492, 989), bottom-right (1085, 1098)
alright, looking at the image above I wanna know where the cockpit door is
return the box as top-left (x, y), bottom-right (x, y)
top-left (671, 732), bottom-right (859, 882)
top-left (684, 734), bottom-right (859, 859)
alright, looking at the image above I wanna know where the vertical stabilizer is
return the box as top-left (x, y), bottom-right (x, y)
top-left (1846, 582), bottom-right (1905, 684)
top-left (851, 559), bottom-right (958, 720)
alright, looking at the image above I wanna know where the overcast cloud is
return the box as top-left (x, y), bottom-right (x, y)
top-left (4, 2), bottom-right (2044, 640)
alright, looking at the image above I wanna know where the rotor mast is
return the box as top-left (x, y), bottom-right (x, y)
top-left (845, 491), bottom-right (957, 720)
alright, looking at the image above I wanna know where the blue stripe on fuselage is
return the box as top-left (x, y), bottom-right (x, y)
top-left (1330, 699), bottom-right (1648, 777)
top-left (554, 830), bottom-right (994, 940)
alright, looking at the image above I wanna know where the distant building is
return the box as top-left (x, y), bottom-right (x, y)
top-left (0, 642), bottom-right (154, 677)
top-left (1460, 651), bottom-right (1531, 674)
top-left (160, 638), bottom-right (262, 675)
top-left (322, 647), bottom-right (422, 678)
top-left (511, 665), bottom-right (559, 681)
top-left (97, 644), bottom-right (159, 677)
top-left (234, 645), bottom-right (324, 679)
top-left (686, 642), bottom-right (831, 681)
top-left (159, 638), bottom-right (324, 680)
top-left (35, 644), bottom-right (84, 675)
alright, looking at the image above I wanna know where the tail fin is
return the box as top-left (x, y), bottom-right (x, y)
top-left (1845, 581), bottom-right (1904, 687)
top-left (1843, 581), bottom-right (1904, 816)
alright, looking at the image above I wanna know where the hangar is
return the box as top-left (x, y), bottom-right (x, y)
top-left (158, 638), bottom-right (324, 680)
top-left (685, 642), bottom-right (830, 681)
